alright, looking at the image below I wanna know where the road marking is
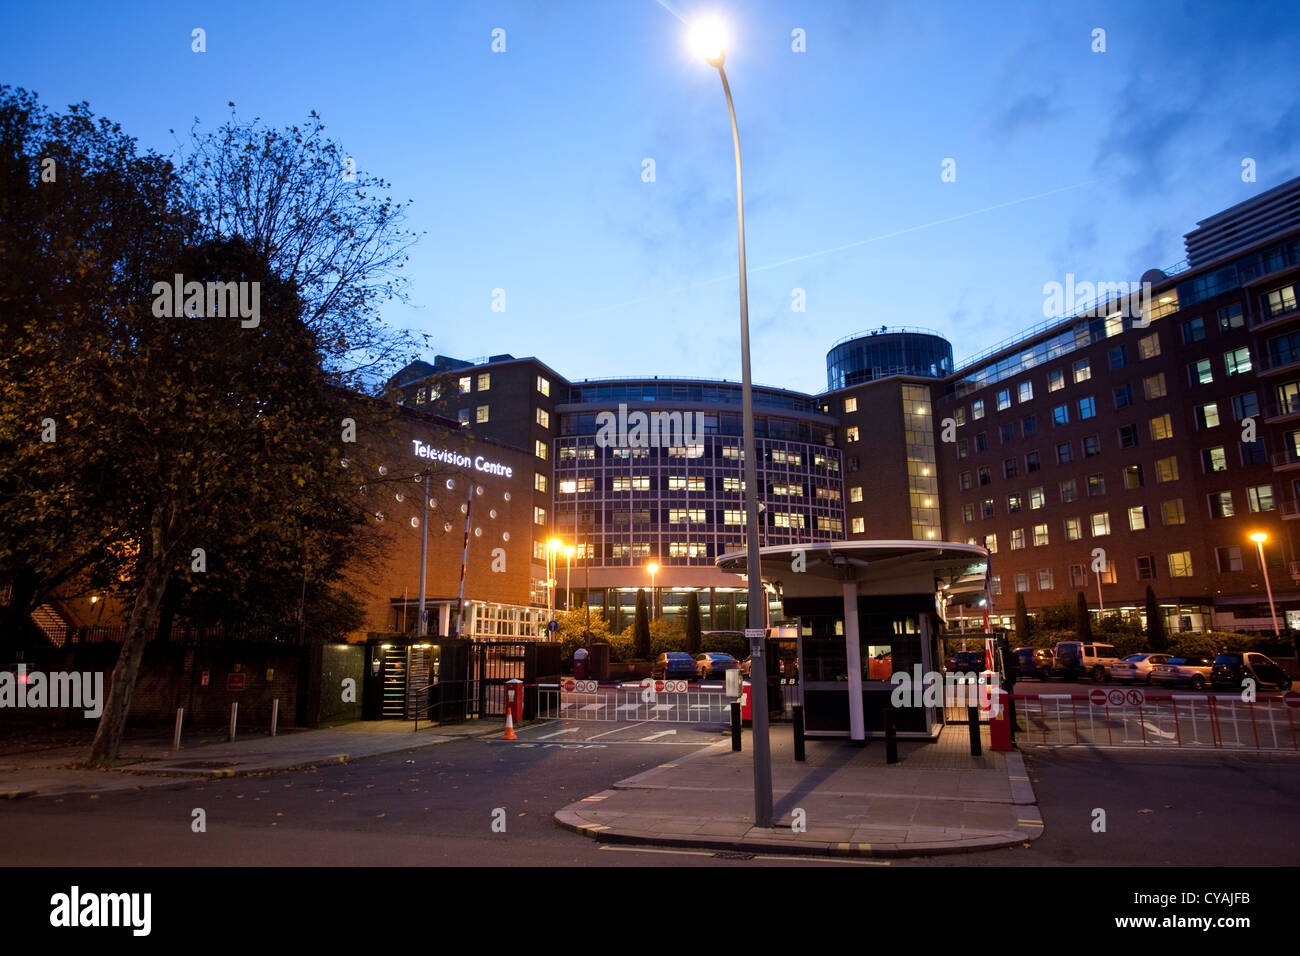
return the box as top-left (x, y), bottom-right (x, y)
top-left (598, 846), bottom-right (713, 857)
top-left (640, 730), bottom-right (678, 741)
top-left (537, 727), bottom-right (580, 740)
top-left (597, 846), bottom-right (890, 865)
top-left (585, 720), bottom-right (655, 741)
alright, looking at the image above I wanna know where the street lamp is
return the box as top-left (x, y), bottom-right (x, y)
top-left (688, 16), bottom-right (774, 829)
top-left (647, 562), bottom-right (659, 620)
top-left (546, 537), bottom-right (564, 624)
top-left (564, 545), bottom-right (576, 612)
top-left (1250, 532), bottom-right (1280, 636)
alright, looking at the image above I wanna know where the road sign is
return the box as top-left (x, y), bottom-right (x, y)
top-left (655, 680), bottom-right (665, 692)
top-left (676, 680), bottom-right (688, 693)
top-left (1089, 688), bottom-right (1107, 707)
top-left (580, 680), bottom-right (597, 693)
top-left (226, 673), bottom-right (246, 692)
top-left (1108, 689), bottom-right (1125, 707)
top-left (1126, 689), bottom-right (1146, 706)
top-left (1284, 690), bottom-right (1300, 709)
top-left (744, 628), bottom-right (765, 640)
top-left (547, 620), bottom-right (559, 633)
top-left (562, 679), bottom-right (575, 693)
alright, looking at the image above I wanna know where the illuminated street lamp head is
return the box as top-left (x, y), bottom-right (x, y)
top-left (1250, 532), bottom-right (1268, 544)
top-left (647, 562), bottom-right (659, 575)
top-left (563, 545), bottom-right (575, 559)
top-left (547, 537), bottom-right (563, 553)
top-left (689, 18), bottom-right (726, 68)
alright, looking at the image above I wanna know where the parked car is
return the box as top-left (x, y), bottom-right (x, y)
top-left (740, 657), bottom-right (796, 679)
top-left (1110, 653), bottom-right (1170, 685)
top-left (1052, 641), bottom-right (1118, 682)
top-left (1149, 656), bottom-right (1216, 690)
top-left (1211, 652), bottom-right (1293, 691)
top-left (695, 652), bottom-right (740, 680)
top-left (1012, 647), bottom-right (1054, 678)
top-left (948, 651), bottom-right (986, 674)
top-left (651, 652), bottom-right (698, 680)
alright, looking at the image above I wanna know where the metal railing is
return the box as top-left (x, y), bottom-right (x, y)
top-left (1013, 691), bottom-right (1298, 751)
top-left (536, 682), bottom-right (732, 724)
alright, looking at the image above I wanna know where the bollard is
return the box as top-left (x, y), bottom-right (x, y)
top-left (271, 698), bottom-right (279, 738)
top-left (967, 705), bottom-right (982, 756)
top-left (883, 708), bottom-right (898, 764)
top-left (229, 701), bottom-right (238, 742)
top-left (793, 704), bottom-right (805, 762)
top-left (173, 707), bottom-right (184, 751)
top-left (730, 700), bottom-right (742, 751)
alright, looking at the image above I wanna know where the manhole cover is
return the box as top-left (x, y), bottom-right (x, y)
top-left (713, 851), bottom-right (756, 860)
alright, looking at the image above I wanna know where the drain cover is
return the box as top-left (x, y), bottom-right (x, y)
top-left (713, 851), bottom-right (756, 860)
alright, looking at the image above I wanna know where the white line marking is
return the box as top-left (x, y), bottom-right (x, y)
top-left (641, 730), bottom-right (678, 741)
top-left (537, 727), bottom-right (580, 740)
top-left (585, 720), bottom-right (655, 741)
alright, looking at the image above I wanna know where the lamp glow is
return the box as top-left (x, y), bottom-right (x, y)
top-left (1249, 532), bottom-right (1268, 543)
top-left (689, 18), bottom-right (726, 66)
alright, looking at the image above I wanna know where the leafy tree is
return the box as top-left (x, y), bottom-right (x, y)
top-left (685, 591), bottom-right (702, 655)
top-left (1144, 585), bottom-right (1167, 651)
top-left (1013, 592), bottom-right (1031, 644)
top-left (633, 588), bottom-right (651, 661)
top-left (1075, 591), bottom-right (1093, 643)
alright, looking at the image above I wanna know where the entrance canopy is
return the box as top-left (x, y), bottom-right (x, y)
top-left (715, 540), bottom-right (990, 605)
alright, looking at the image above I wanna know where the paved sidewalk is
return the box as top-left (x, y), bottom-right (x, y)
top-left (0, 720), bottom-right (512, 798)
top-left (555, 723), bottom-right (1041, 858)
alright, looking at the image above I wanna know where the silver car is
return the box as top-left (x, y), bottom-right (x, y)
top-left (1110, 653), bottom-right (1170, 684)
top-left (1150, 655), bottom-right (1215, 690)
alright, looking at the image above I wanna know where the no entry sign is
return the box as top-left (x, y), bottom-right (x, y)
top-left (1283, 690), bottom-right (1300, 709)
top-left (1089, 688), bottom-right (1107, 707)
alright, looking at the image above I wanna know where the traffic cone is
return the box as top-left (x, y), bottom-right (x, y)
top-left (502, 709), bottom-right (518, 741)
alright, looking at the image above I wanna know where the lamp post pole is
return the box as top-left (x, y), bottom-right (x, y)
top-left (1252, 534), bottom-right (1280, 636)
top-left (695, 29), bottom-right (774, 828)
top-left (418, 470), bottom-right (430, 637)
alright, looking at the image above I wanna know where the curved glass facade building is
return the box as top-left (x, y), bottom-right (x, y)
top-left (827, 329), bottom-right (953, 390)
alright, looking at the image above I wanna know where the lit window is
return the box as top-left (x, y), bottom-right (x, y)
top-left (1155, 456), bottom-right (1179, 482)
top-left (1224, 347), bottom-right (1252, 376)
top-left (851, 516), bottom-right (865, 533)
top-left (1019, 381), bottom-right (1033, 403)
top-left (1015, 573), bottom-right (1029, 593)
top-left (477, 373), bottom-right (491, 391)
top-left (1123, 464), bottom-right (1143, 489)
top-left (850, 485), bottom-right (863, 502)
top-left (1247, 485), bottom-right (1274, 512)
top-left (534, 506), bottom-right (546, 526)
top-left (537, 376), bottom-right (550, 397)
top-left (458, 376), bottom-right (472, 394)
top-left (1128, 506), bottom-right (1148, 531)
top-left (1143, 374), bottom-right (1167, 400)
top-left (1138, 333), bottom-right (1161, 360)
top-left (1064, 517), bottom-right (1082, 541)
top-left (844, 397), bottom-right (858, 413)
top-left (1033, 524), bottom-right (1049, 546)
top-left (1090, 512), bottom-right (1110, 536)
top-left (1209, 491), bottom-right (1234, 518)
top-left (1161, 499), bottom-right (1186, 526)
top-left (1048, 369), bottom-right (1065, 392)
top-left (537, 408), bottom-right (550, 429)
top-left (1037, 568), bottom-right (1054, 590)
top-left (534, 440), bottom-right (548, 460)
top-left (1073, 359), bottom-right (1091, 383)
top-left (535, 473), bottom-right (547, 493)
top-left (1009, 529), bottom-right (1025, 550)
top-left (1168, 551), bottom-right (1194, 578)
top-left (1079, 396), bottom-right (1096, 419)
top-left (1149, 414), bottom-right (1173, 441)
top-left (997, 389), bottom-right (1011, 411)
top-left (1189, 359), bottom-right (1213, 386)
top-left (984, 534), bottom-right (998, 553)
top-left (972, 400), bottom-right (985, 420)
top-left (1201, 447), bottom-right (1226, 473)
top-left (476, 405), bottom-right (489, 423)
top-left (1029, 487), bottom-right (1045, 509)
top-left (846, 426), bottom-right (860, 443)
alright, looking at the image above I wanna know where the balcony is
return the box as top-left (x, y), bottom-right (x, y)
top-left (1256, 351), bottom-right (1300, 378)
top-left (1263, 394), bottom-right (1300, 424)
top-left (1282, 499), bottom-right (1300, 520)
top-left (1249, 299), bottom-right (1300, 332)
top-left (1270, 446), bottom-right (1300, 470)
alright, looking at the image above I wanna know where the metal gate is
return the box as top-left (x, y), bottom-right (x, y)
top-left (472, 641), bottom-right (528, 718)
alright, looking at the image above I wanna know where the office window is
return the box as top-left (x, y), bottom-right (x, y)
top-left (1123, 464), bottom-right (1143, 489)
top-left (537, 376), bottom-right (551, 396)
top-left (534, 506), bottom-right (547, 526)
top-left (844, 397), bottom-right (858, 413)
top-left (458, 376), bottom-right (472, 394)
top-left (848, 456), bottom-right (860, 471)
top-left (990, 576), bottom-right (1002, 596)
top-left (1149, 414), bottom-right (1173, 441)
top-left (1195, 403), bottom-right (1220, 430)
top-left (413, 387), bottom-right (426, 405)
top-left (851, 516), bottom-right (865, 534)
top-left (985, 534), bottom-right (998, 553)
top-left (1083, 435), bottom-right (1101, 457)
top-left (475, 404), bottom-right (489, 423)
top-left (1128, 505), bottom-right (1148, 531)
top-left (537, 408), bottom-right (550, 428)
top-left (1049, 369), bottom-right (1065, 392)
top-left (1073, 359), bottom-right (1091, 383)
top-left (1143, 373), bottom-right (1167, 400)
top-left (1037, 568), bottom-right (1055, 591)
top-left (850, 485), bottom-right (864, 502)
top-left (962, 503), bottom-right (976, 523)
top-left (972, 400), bottom-right (985, 420)
top-left (955, 407), bottom-right (967, 426)
top-left (1029, 486), bottom-right (1045, 509)
top-left (1197, 446), bottom-right (1227, 474)
top-left (1056, 442), bottom-right (1073, 464)
top-left (1001, 423), bottom-right (1015, 444)
top-left (1060, 478), bottom-right (1079, 503)
top-left (1015, 573), bottom-right (1030, 593)
top-left (1091, 512), bottom-right (1111, 536)
top-left (1168, 551), bottom-right (1194, 578)
top-left (534, 440), bottom-right (548, 460)
top-left (975, 432), bottom-right (988, 453)
top-left (1189, 359), bottom-right (1213, 386)
top-left (1019, 381), bottom-right (1033, 403)
top-left (1231, 392), bottom-right (1260, 421)
top-left (1218, 303), bottom-right (1244, 332)
top-left (1136, 555), bottom-right (1157, 580)
top-left (1181, 317), bottom-right (1206, 344)
top-left (534, 473), bottom-right (548, 494)
top-left (1215, 547), bottom-right (1243, 573)
top-left (1033, 523), bottom-right (1049, 546)
top-left (1026, 451), bottom-right (1041, 473)
top-left (846, 426), bottom-right (860, 443)
top-left (1155, 456), bottom-right (1179, 482)
top-left (956, 471), bottom-right (971, 492)
top-left (1098, 560), bottom-right (1118, 585)
top-left (1065, 517), bottom-right (1082, 541)
top-left (723, 510), bottom-right (744, 526)
top-left (1069, 564), bottom-right (1087, 588)
top-left (1114, 383), bottom-right (1133, 409)
top-left (457, 407), bottom-right (470, 424)
top-left (997, 389), bottom-right (1011, 411)
top-left (1010, 528), bottom-right (1025, 550)
top-left (1247, 485), bottom-right (1274, 512)
top-left (477, 372), bottom-right (491, 391)
top-left (1004, 458), bottom-right (1019, 479)
top-left (1109, 345), bottom-right (1128, 370)
top-left (1209, 491), bottom-right (1234, 518)
top-left (1224, 347), bottom-right (1252, 376)
top-left (1241, 440), bottom-right (1267, 466)
top-left (1079, 396), bottom-right (1096, 419)
top-left (982, 499), bottom-right (995, 519)
top-left (668, 508), bottom-right (707, 524)
top-left (1053, 404), bottom-right (1069, 426)
top-left (1008, 493), bottom-right (1023, 514)
top-left (978, 465), bottom-right (991, 486)
top-left (1118, 424), bottom-right (1139, 448)
top-left (1087, 473), bottom-right (1106, 496)
top-left (1138, 333), bottom-right (1161, 360)
top-left (1022, 415), bottom-right (1037, 436)
top-left (1161, 499), bottom-right (1186, 526)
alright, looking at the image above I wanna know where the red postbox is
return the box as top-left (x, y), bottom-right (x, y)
top-left (505, 678), bottom-right (525, 724)
top-left (740, 680), bottom-right (752, 724)
top-left (989, 689), bottom-right (1013, 751)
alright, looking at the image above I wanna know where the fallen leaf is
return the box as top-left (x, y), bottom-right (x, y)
top-left (1138, 808), bottom-right (1153, 814)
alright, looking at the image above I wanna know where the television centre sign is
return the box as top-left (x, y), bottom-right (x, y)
top-left (411, 439), bottom-right (514, 478)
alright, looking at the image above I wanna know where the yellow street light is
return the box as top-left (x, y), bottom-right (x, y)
top-left (1249, 531), bottom-right (1279, 635)
top-left (1249, 532), bottom-right (1268, 544)
top-left (647, 562), bottom-right (659, 620)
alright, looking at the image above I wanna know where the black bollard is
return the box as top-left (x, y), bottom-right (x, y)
top-left (883, 708), bottom-right (899, 764)
top-left (793, 704), bottom-right (805, 762)
top-left (731, 700), bottom-right (742, 751)
top-left (967, 705), bottom-right (982, 756)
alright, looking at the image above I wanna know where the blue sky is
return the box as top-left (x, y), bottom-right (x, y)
top-left (4, 0), bottom-right (1299, 394)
